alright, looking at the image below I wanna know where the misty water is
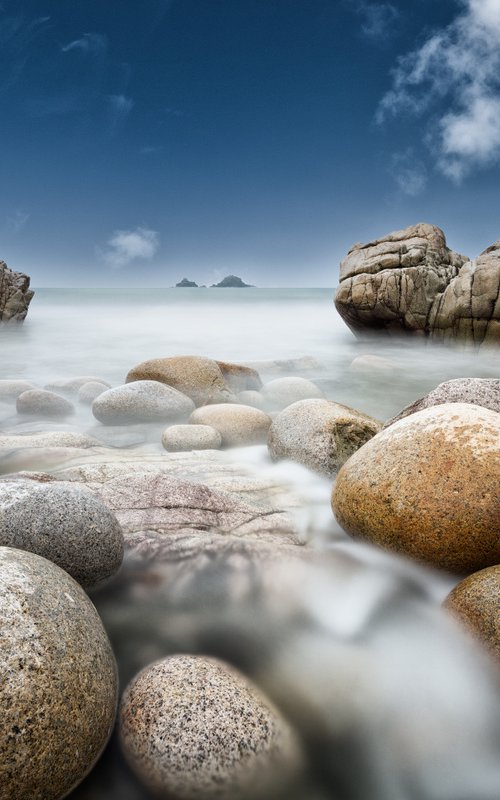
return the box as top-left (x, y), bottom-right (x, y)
top-left (1, 288), bottom-right (499, 800)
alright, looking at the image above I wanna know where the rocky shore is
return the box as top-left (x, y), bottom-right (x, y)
top-left (0, 354), bottom-right (499, 799)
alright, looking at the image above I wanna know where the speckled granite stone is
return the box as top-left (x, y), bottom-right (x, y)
top-left (16, 389), bottom-right (74, 417)
top-left (0, 546), bottom-right (117, 800)
top-left (92, 381), bottom-right (195, 425)
top-left (384, 378), bottom-right (500, 428)
top-left (444, 566), bottom-right (500, 662)
top-left (332, 403), bottom-right (500, 573)
top-left (119, 655), bottom-right (302, 800)
top-left (189, 404), bottom-right (272, 446)
top-left (0, 479), bottom-right (124, 588)
top-left (161, 423), bottom-right (222, 451)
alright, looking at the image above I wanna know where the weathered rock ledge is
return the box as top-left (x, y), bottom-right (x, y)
top-left (0, 260), bottom-right (34, 322)
top-left (334, 223), bottom-right (500, 346)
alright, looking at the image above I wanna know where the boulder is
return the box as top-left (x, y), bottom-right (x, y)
top-left (45, 376), bottom-right (111, 395)
top-left (92, 381), bottom-right (195, 425)
top-left (0, 260), bottom-right (34, 323)
top-left (235, 390), bottom-right (266, 409)
top-left (0, 547), bottom-right (117, 800)
top-left (385, 378), bottom-right (500, 427)
top-left (162, 423), bottom-right (222, 451)
top-left (334, 223), bottom-right (500, 345)
top-left (16, 389), bottom-right (75, 417)
top-left (189, 403), bottom-right (272, 446)
top-left (348, 354), bottom-right (399, 375)
top-left (126, 356), bottom-right (234, 405)
top-left (119, 655), bottom-right (302, 800)
top-left (0, 380), bottom-right (37, 400)
top-left (261, 377), bottom-right (324, 410)
top-left (0, 479), bottom-right (124, 588)
top-left (77, 381), bottom-right (109, 405)
top-left (332, 403), bottom-right (500, 573)
top-left (215, 361), bottom-right (262, 393)
top-left (268, 398), bottom-right (381, 476)
top-left (0, 431), bottom-right (101, 450)
top-left (444, 566), bottom-right (500, 662)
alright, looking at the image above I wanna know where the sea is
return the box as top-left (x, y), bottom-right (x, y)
top-left (1, 287), bottom-right (500, 800)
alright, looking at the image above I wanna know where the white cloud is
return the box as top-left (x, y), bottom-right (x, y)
top-left (61, 33), bottom-right (107, 55)
top-left (378, 0), bottom-right (500, 180)
top-left (6, 209), bottom-right (30, 233)
top-left (390, 150), bottom-right (427, 196)
top-left (100, 227), bottom-right (159, 269)
top-left (108, 94), bottom-right (134, 130)
top-left (355, 2), bottom-right (400, 39)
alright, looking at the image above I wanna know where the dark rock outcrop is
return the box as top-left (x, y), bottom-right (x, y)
top-left (0, 260), bottom-right (34, 322)
top-left (175, 278), bottom-right (198, 287)
top-left (211, 275), bottom-right (253, 287)
top-left (334, 223), bottom-right (500, 346)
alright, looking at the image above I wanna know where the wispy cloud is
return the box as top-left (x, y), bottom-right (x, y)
top-left (108, 94), bottom-right (134, 132)
top-left (351, 2), bottom-right (400, 40)
top-left (378, 0), bottom-right (500, 181)
top-left (390, 149), bottom-right (427, 196)
top-left (61, 32), bottom-right (107, 55)
top-left (4, 209), bottom-right (29, 234)
top-left (99, 227), bottom-right (159, 268)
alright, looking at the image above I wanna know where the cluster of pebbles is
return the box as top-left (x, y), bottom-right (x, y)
top-left (0, 357), bottom-right (499, 799)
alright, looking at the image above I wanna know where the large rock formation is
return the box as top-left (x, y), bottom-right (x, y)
top-left (0, 260), bottom-right (34, 322)
top-left (334, 223), bottom-right (500, 346)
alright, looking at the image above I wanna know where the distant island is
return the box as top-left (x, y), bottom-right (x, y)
top-left (211, 275), bottom-right (253, 288)
top-left (175, 278), bottom-right (198, 287)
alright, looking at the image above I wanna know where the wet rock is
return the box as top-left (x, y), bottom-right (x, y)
top-left (0, 380), bottom-right (37, 401)
top-left (0, 546), bottom-right (117, 800)
top-left (92, 381), bottom-right (194, 425)
top-left (348, 354), bottom-right (399, 375)
top-left (190, 403), bottom-right (272, 446)
top-left (0, 431), bottom-right (101, 450)
top-left (332, 403), bottom-right (500, 573)
top-left (16, 389), bottom-right (75, 417)
top-left (444, 566), bottom-right (500, 662)
top-left (261, 377), bottom-right (324, 409)
top-left (119, 655), bottom-right (302, 800)
top-left (126, 356), bottom-right (234, 405)
top-left (162, 423), bottom-right (222, 451)
top-left (77, 381), bottom-right (109, 404)
top-left (93, 472), bottom-right (298, 546)
top-left (385, 378), bottom-right (500, 427)
top-left (215, 361), bottom-right (262, 393)
top-left (268, 398), bottom-right (381, 477)
top-left (0, 479), bottom-right (124, 588)
top-left (0, 260), bottom-right (34, 322)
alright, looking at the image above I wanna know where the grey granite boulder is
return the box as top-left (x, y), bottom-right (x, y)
top-left (46, 376), bottom-right (111, 395)
top-left (0, 380), bottom-right (37, 400)
top-left (0, 260), bottom-right (34, 322)
top-left (384, 378), bottom-right (500, 427)
top-left (189, 403), bottom-right (272, 446)
top-left (92, 380), bottom-right (195, 425)
top-left (162, 423), bottom-right (222, 451)
top-left (0, 479), bottom-right (124, 588)
top-left (261, 377), bottom-right (324, 410)
top-left (268, 398), bottom-right (381, 476)
top-left (119, 655), bottom-right (302, 800)
top-left (16, 389), bottom-right (75, 417)
top-left (0, 546), bottom-right (117, 800)
top-left (126, 356), bottom-right (234, 405)
top-left (77, 381), bottom-right (109, 404)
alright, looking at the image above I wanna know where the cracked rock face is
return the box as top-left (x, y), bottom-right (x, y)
top-left (334, 223), bottom-right (500, 346)
top-left (0, 261), bottom-right (34, 323)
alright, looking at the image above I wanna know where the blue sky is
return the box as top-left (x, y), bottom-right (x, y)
top-left (1, 0), bottom-right (499, 286)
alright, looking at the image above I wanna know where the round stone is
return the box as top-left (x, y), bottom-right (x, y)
top-left (268, 398), bottom-right (381, 476)
top-left (235, 390), bottom-right (266, 409)
top-left (0, 380), bottom-right (36, 401)
top-left (0, 480), bottom-right (124, 588)
top-left (45, 376), bottom-right (111, 395)
top-left (126, 356), bottom-right (233, 405)
top-left (385, 377), bottom-right (500, 427)
top-left (189, 404), bottom-right (272, 446)
top-left (119, 655), bottom-right (302, 800)
top-left (261, 377), bottom-right (324, 409)
top-left (349, 354), bottom-right (398, 375)
top-left (444, 566), bottom-right (500, 662)
top-left (332, 403), bottom-right (500, 573)
top-left (92, 380), bottom-right (195, 425)
top-left (0, 546), bottom-right (117, 800)
top-left (77, 381), bottom-right (109, 405)
top-left (16, 389), bottom-right (74, 417)
top-left (161, 424), bottom-right (222, 451)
